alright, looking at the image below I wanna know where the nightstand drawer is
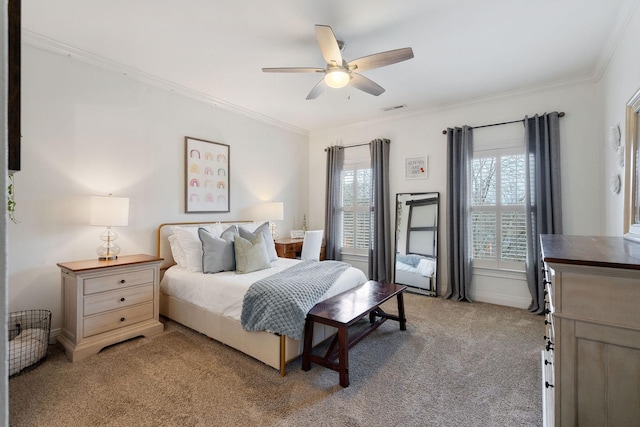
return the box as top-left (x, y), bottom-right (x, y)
top-left (84, 302), bottom-right (154, 338)
top-left (84, 268), bottom-right (154, 295)
top-left (84, 284), bottom-right (154, 316)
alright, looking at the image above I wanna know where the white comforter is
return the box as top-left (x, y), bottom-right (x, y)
top-left (160, 258), bottom-right (367, 322)
top-left (396, 257), bottom-right (436, 277)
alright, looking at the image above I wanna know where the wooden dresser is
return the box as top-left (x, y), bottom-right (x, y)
top-left (540, 235), bottom-right (640, 426)
top-left (274, 238), bottom-right (326, 260)
top-left (57, 254), bottom-right (164, 361)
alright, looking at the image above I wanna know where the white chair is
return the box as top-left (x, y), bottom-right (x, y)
top-left (301, 230), bottom-right (324, 261)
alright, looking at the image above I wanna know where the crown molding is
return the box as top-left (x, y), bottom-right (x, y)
top-left (591, 0), bottom-right (640, 82)
top-left (22, 30), bottom-right (309, 136)
top-left (313, 73), bottom-right (596, 135)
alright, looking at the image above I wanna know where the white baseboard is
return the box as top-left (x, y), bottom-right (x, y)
top-left (470, 291), bottom-right (531, 309)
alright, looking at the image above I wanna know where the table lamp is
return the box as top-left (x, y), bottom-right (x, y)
top-left (260, 201), bottom-right (284, 240)
top-left (90, 194), bottom-right (129, 260)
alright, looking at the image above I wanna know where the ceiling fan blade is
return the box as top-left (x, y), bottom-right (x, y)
top-left (262, 67), bottom-right (325, 73)
top-left (306, 79), bottom-right (327, 100)
top-left (315, 25), bottom-right (343, 66)
top-left (350, 73), bottom-right (385, 96)
top-left (348, 47), bottom-right (414, 72)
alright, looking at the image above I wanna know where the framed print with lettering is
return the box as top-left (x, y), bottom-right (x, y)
top-left (405, 155), bottom-right (428, 179)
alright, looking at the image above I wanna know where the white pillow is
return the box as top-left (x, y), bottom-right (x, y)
top-left (240, 222), bottom-right (257, 232)
top-left (208, 223), bottom-right (226, 238)
top-left (168, 233), bottom-right (187, 269)
top-left (175, 225), bottom-right (214, 272)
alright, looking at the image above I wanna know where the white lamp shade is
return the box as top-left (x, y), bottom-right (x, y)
top-left (90, 195), bottom-right (130, 227)
top-left (260, 202), bottom-right (284, 221)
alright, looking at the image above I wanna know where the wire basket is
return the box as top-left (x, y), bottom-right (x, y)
top-left (8, 309), bottom-right (51, 377)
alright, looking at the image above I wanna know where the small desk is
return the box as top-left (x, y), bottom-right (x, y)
top-left (302, 281), bottom-right (407, 387)
top-left (275, 238), bottom-right (326, 260)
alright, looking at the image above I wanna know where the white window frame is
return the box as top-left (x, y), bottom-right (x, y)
top-left (340, 158), bottom-right (371, 256)
top-left (471, 146), bottom-right (526, 272)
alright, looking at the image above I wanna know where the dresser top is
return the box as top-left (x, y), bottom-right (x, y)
top-left (57, 254), bottom-right (163, 272)
top-left (540, 235), bottom-right (640, 270)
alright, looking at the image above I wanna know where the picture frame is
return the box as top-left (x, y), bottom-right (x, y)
top-left (290, 230), bottom-right (305, 239)
top-left (405, 155), bottom-right (428, 179)
top-left (185, 136), bottom-right (230, 213)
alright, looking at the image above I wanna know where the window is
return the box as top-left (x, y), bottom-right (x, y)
top-left (471, 147), bottom-right (526, 270)
top-left (340, 160), bottom-right (371, 254)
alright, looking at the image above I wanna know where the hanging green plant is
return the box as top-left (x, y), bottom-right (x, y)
top-left (7, 174), bottom-right (18, 224)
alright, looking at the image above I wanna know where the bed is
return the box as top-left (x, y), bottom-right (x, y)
top-left (156, 221), bottom-right (368, 375)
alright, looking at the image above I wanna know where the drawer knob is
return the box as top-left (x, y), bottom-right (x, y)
top-left (120, 317), bottom-right (126, 322)
top-left (120, 279), bottom-right (126, 284)
top-left (545, 381), bottom-right (554, 389)
top-left (120, 297), bottom-right (125, 302)
top-left (545, 359), bottom-right (552, 366)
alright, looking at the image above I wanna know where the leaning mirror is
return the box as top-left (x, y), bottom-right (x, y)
top-left (624, 87), bottom-right (640, 241)
top-left (394, 192), bottom-right (439, 296)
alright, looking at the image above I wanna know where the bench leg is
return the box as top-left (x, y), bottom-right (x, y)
top-left (302, 318), bottom-right (314, 371)
top-left (397, 292), bottom-right (406, 331)
top-left (337, 325), bottom-right (349, 387)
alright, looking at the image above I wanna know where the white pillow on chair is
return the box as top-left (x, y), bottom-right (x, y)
top-left (301, 230), bottom-right (324, 261)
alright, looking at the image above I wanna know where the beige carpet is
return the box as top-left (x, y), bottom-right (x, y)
top-left (9, 293), bottom-right (543, 426)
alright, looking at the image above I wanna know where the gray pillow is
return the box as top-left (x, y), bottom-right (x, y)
top-left (198, 225), bottom-right (238, 274)
top-left (239, 221), bottom-right (278, 261)
top-left (234, 233), bottom-right (271, 274)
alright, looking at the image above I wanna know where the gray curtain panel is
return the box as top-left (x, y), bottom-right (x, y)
top-left (369, 138), bottom-right (392, 282)
top-left (446, 126), bottom-right (473, 302)
top-left (324, 146), bottom-right (344, 261)
top-left (524, 112), bottom-right (562, 314)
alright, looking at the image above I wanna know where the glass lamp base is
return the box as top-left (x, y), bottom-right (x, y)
top-left (96, 227), bottom-right (120, 260)
top-left (96, 244), bottom-right (120, 260)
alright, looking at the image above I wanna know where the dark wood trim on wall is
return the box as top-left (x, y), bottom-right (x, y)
top-left (8, 0), bottom-right (21, 173)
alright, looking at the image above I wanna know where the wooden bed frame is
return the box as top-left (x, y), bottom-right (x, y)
top-left (156, 221), bottom-right (337, 376)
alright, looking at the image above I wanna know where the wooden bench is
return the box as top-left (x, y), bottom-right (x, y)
top-left (301, 280), bottom-right (407, 387)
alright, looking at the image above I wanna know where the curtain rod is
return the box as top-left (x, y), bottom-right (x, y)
top-left (324, 140), bottom-right (390, 152)
top-left (441, 112), bottom-right (565, 135)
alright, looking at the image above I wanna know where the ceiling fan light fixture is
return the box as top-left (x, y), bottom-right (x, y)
top-left (324, 68), bottom-right (350, 88)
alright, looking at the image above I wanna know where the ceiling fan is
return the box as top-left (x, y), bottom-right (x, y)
top-left (262, 24), bottom-right (414, 100)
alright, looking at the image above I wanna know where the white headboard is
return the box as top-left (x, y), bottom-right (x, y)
top-left (156, 220), bottom-right (255, 271)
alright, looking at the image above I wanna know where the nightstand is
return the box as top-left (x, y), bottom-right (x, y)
top-left (274, 238), bottom-right (326, 260)
top-left (56, 254), bottom-right (164, 362)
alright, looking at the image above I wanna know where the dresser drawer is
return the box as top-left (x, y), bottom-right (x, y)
top-left (84, 284), bottom-right (154, 316)
top-left (84, 268), bottom-right (154, 295)
top-left (283, 243), bottom-right (299, 253)
top-left (83, 302), bottom-right (154, 338)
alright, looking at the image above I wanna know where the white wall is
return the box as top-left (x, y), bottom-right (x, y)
top-left (8, 45), bottom-right (309, 333)
top-left (599, 5), bottom-right (640, 235)
top-left (309, 81), bottom-right (602, 307)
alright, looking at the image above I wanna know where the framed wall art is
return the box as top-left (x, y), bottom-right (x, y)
top-left (185, 137), bottom-right (230, 213)
top-left (405, 155), bottom-right (428, 179)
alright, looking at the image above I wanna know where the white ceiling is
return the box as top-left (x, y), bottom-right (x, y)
top-left (21, 0), bottom-right (639, 133)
